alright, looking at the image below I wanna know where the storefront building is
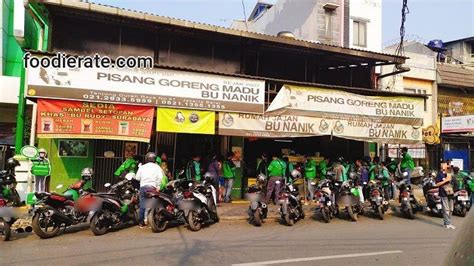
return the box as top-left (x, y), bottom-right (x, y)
top-left (437, 63), bottom-right (474, 171)
top-left (19, 1), bottom-right (426, 197)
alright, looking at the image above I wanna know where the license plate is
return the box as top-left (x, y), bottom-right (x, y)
top-left (458, 196), bottom-right (469, 201)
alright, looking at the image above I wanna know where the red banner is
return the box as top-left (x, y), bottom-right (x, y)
top-left (37, 99), bottom-right (154, 142)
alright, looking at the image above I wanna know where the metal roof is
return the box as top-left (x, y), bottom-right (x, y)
top-left (437, 63), bottom-right (474, 90)
top-left (38, 0), bottom-right (406, 64)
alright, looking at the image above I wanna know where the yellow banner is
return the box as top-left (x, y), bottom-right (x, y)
top-left (157, 108), bottom-right (215, 135)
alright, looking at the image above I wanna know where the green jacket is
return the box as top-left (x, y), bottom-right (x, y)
top-left (319, 160), bottom-right (328, 179)
top-left (31, 158), bottom-right (51, 176)
top-left (400, 153), bottom-right (415, 170)
top-left (223, 160), bottom-right (236, 179)
top-left (268, 159), bottom-right (286, 177)
top-left (114, 158), bottom-right (137, 177)
top-left (369, 163), bottom-right (377, 181)
top-left (186, 160), bottom-right (202, 181)
top-left (304, 159), bottom-right (317, 180)
top-left (380, 167), bottom-right (391, 186)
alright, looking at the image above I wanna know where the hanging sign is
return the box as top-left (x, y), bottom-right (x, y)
top-left (157, 108), bottom-right (215, 135)
top-left (37, 99), bottom-right (154, 142)
top-left (218, 112), bottom-right (422, 144)
top-left (267, 85), bottom-right (425, 126)
top-left (26, 59), bottom-right (265, 113)
top-left (441, 115), bottom-right (474, 133)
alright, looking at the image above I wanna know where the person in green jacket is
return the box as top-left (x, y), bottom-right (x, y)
top-left (319, 158), bottom-right (329, 180)
top-left (265, 153), bottom-right (286, 204)
top-left (283, 157), bottom-right (294, 183)
top-left (114, 155), bottom-right (140, 178)
top-left (304, 155), bottom-right (317, 201)
top-left (369, 156), bottom-right (380, 181)
top-left (223, 152), bottom-right (236, 203)
top-left (31, 148), bottom-right (51, 192)
top-left (399, 147), bottom-right (415, 185)
top-left (379, 161), bottom-right (391, 201)
top-left (186, 155), bottom-right (202, 182)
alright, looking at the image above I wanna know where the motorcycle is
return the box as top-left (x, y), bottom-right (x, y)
top-left (0, 159), bottom-right (25, 241)
top-left (368, 179), bottom-right (389, 220)
top-left (79, 174), bottom-right (139, 236)
top-left (177, 175), bottom-right (219, 231)
top-left (145, 180), bottom-right (187, 233)
top-left (246, 174), bottom-right (268, 227)
top-left (422, 174), bottom-right (443, 217)
top-left (453, 189), bottom-right (470, 217)
top-left (31, 179), bottom-right (94, 239)
top-left (336, 178), bottom-right (363, 222)
top-left (314, 178), bottom-right (337, 223)
top-left (397, 174), bottom-right (418, 219)
top-left (276, 179), bottom-right (304, 226)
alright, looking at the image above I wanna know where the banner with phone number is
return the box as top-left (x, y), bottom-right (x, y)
top-left (37, 99), bottom-right (154, 142)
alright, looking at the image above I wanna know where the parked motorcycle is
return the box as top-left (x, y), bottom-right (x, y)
top-left (79, 174), bottom-right (139, 236)
top-left (336, 178), bottom-right (363, 222)
top-left (177, 175), bottom-right (219, 231)
top-left (453, 189), bottom-right (470, 217)
top-left (145, 180), bottom-right (187, 233)
top-left (314, 178), bottom-right (337, 223)
top-left (397, 173), bottom-right (418, 219)
top-left (246, 173), bottom-right (268, 227)
top-left (422, 174), bottom-right (443, 217)
top-left (276, 178), bottom-right (304, 226)
top-left (31, 170), bottom-right (94, 239)
top-left (0, 158), bottom-right (23, 241)
top-left (368, 179), bottom-right (389, 220)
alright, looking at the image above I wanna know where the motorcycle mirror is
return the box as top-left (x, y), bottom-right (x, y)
top-left (56, 184), bottom-right (64, 189)
top-left (104, 183), bottom-right (111, 188)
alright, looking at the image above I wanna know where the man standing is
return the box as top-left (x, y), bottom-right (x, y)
top-left (400, 147), bottom-right (415, 185)
top-left (222, 152), bottom-right (236, 203)
top-left (435, 162), bottom-right (455, 229)
top-left (31, 148), bottom-right (51, 192)
top-left (304, 155), bottom-right (317, 201)
top-left (379, 161), bottom-right (391, 201)
top-left (135, 152), bottom-right (163, 228)
top-left (256, 153), bottom-right (269, 177)
top-left (319, 158), bottom-right (329, 180)
top-left (265, 154), bottom-right (286, 204)
top-left (186, 155), bottom-right (202, 182)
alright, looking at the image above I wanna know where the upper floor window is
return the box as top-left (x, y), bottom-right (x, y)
top-left (353, 20), bottom-right (367, 47)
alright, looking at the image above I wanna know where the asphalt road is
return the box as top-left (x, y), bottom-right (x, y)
top-left (0, 209), bottom-right (468, 266)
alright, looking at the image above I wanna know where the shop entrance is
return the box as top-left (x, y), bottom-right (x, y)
top-left (243, 136), bottom-right (365, 177)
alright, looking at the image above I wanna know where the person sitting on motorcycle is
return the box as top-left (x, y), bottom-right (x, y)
top-left (135, 152), bottom-right (164, 228)
top-left (451, 167), bottom-right (465, 191)
top-left (379, 161), bottom-right (391, 201)
top-left (369, 156), bottom-right (380, 181)
top-left (399, 147), bottom-right (415, 185)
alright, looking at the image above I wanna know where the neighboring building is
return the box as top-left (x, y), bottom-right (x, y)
top-left (436, 63), bottom-right (474, 170)
top-left (442, 36), bottom-right (474, 69)
top-left (231, 0), bottom-right (382, 52)
top-left (381, 41), bottom-right (438, 169)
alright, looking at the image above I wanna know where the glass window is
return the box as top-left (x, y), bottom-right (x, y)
top-left (353, 20), bottom-right (367, 47)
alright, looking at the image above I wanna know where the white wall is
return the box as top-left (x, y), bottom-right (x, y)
top-left (349, 0), bottom-right (382, 52)
top-left (0, 75), bottom-right (20, 104)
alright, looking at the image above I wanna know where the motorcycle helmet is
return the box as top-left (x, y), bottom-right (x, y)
top-left (257, 173), bottom-right (267, 182)
top-left (38, 148), bottom-right (47, 158)
top-left (204, 172), bottom-right (215, 181)
top-left (80, 167), bottom-right (93, 180)
top-left (5, 157), bottom-right (20, 170)
top-left (290, 169), bottom-right (301, 179)
top-left (145, 152), bottom-right (157, 163)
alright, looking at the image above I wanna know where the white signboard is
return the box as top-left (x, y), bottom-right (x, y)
top-left (219, 113), bottom-right (422, 144)
top-left (27, 64), bottom-right (265, 114)
top-left (451, 158), bottom-right (464, 171)
top-left (442, 115), bottom-right (474, 133)
top-left (267, 85), bottom-right (425, 126)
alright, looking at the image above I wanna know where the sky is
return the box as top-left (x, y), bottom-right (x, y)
top-left (94, 0), bottom-right (474, 45)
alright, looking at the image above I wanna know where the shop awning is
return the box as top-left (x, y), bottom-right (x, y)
top-left (219, 84), bottom-right (425, 144)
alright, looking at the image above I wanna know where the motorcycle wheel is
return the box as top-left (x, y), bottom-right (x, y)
top-left (406, 205), bottom-right (415, 220)
top-left (187, 211), bottom-right (202, 232)
top-left (284, 213), bottom-right (295, 226)
top-left (209, 201), bottom-right (220, 223)
top-left (377, 205), bottom-right (384, 220)
top-left (32, 210), bottom-right (61, 239)
top-left (148, 209), bottom-right (168, 233)
top-left (0, 218), bottom-right (11, 241)
top-left (321, 208), bottom-right (330, 223)
top-left (347, 206), bottom-right (358, 222)
top-left (90, 211), bottom-right (110, 236)
top-left (253, 209), bottom-right (262, 227)
top-left (459, 206), bottom-right (467, 217)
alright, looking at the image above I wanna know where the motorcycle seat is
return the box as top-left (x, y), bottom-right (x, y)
top-left (427, 188), bottom-right (439, 194)
top-left (51, 192), bottom-right (74, 201)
